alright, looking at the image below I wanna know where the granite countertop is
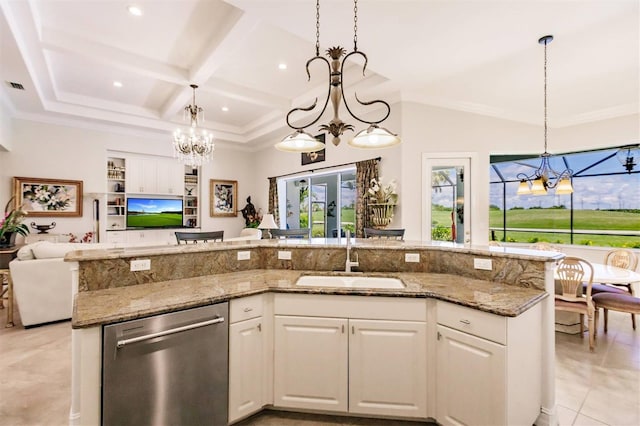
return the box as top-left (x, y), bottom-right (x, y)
top-left (65, 238), bottom-right (563, 262)
top-left (72, 269), bottom-right (548, 328)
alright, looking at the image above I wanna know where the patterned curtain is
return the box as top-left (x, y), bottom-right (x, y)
top-left (268, 177), bottom-right (279, 224)
top-left (355, 158), bottom-right (379, 237)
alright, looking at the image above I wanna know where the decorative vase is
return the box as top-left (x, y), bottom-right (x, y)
top-left (0, 232), bottom-right (17, 248)
top-left (369, 203), bottom-right (395, 229)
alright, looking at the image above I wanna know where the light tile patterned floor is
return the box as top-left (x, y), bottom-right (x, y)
top-left (1, 305), bottom-right (638, 425)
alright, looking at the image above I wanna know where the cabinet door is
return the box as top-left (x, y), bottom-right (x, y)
top-left (436, 325), bottom-right (506, 426)
top-left (349, 319), bottom-right (427, 418)
top-left (155, 158), bottom-right (183, 195)
top-left (126, 157), bottom-right (157, 193)
top-left (229, 317), bottom-right (263, 423)
top-left (273, 315), bottom-right (348, 412)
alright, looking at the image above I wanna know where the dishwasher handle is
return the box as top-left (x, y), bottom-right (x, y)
top-left (116, 316), bottom-right (225, 349)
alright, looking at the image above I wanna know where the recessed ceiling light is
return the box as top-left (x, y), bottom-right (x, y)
top-left (113, 81), bottom-right (123, 88)
top-left (278, 63), bottom-right (287, 70)
top-left (127, 5), bottom-right (143, 16)
top-left (221, 107), bottom-right (229, 112)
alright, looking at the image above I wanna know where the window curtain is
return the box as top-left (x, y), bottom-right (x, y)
top-left (355, 158), bottom-right (379, 237)
top-left (268, 177), bottom-right (279, 224)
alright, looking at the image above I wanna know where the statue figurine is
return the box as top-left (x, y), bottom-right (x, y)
top-left (240, 196), bottom-right (258, 227)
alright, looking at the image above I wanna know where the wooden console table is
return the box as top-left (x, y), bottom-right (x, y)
top-left (0, 245), bottom-right (21, 327)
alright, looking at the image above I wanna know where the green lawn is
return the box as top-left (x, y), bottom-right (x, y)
top-left (127, 213), bottom-right (183, 228)
top-left (432, 208), bottom-right (640, 247)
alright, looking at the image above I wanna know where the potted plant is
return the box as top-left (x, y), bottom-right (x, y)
top-left (0, 196), bottom-right (30, 247)
top-left (367, 177), bottom-right (398, 229)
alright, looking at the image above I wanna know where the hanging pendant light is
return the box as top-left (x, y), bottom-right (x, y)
top-left (173, 84), bottom-right (215, 167)
top-left (277, 0), bottom-right (401, 152)
top-left (516, 35), bottom-right (573, 196)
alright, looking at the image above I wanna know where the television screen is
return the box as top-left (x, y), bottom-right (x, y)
top-left (126, 198), bottom-right (183, 228)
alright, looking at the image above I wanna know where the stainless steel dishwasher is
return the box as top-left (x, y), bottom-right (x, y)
top-left (102, 303), bottom-right (228, 426)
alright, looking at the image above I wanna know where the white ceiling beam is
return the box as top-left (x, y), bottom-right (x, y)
top-left (160, 13), bottom-right (261, 120)
top-left (200, 77), bottom-right (290, 111)
top-left (40, 27), bottom-right (189, 84)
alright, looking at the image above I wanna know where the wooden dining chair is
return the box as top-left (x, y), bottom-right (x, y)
top-left (587, 249), bottom-right (638, 329)
top-left (364, 228), bottom-right (405, 240)
top-left (555, 256), bottom-right (597, 351)
top-left (270, 228), bottom-right (311, 239)
top-left (175, 231), bottom-right (224, 244)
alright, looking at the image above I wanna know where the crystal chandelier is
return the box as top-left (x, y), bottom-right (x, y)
top-left (173, 84), bottom-right (214, 167)
top-left (275, 0), bottom-right (400, 153)
top-left (517, 35), bottom-right (573, 196)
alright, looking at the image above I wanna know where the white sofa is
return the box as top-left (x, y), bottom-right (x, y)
top-left (224, 228), bottom-right (262, 241)
top-left (9, 241), bottom-right (155, 327)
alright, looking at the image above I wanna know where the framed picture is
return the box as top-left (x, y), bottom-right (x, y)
top-left (210, 179), bottom-right (237, 217)
top-left (301, 133), bottom-right (326, 165)
top-left (13, 177), bottom-right (83, 217)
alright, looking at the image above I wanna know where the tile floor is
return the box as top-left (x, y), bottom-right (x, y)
top-left (0, 305), bottom-right (638, 426)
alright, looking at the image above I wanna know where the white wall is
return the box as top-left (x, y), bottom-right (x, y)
top-left (2, 118), bottom-right (254, 242)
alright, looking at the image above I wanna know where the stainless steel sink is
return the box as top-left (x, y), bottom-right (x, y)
top-left (296, 275), bottom-right (405, 289)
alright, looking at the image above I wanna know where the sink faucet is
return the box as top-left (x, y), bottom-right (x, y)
top-left (345, 229), bottom-right (359, 272)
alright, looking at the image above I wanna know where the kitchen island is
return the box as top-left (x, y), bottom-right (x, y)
top-left (67, 239), bottom-right (560, 426)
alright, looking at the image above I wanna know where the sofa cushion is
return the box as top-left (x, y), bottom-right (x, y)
top-left (30, 241), bottom-right (115, 259)
top-left (16, 241), bottom-right (42, 260)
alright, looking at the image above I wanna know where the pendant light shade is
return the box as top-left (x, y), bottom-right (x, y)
top-left (554, 178), bottom-right (574, 195)
top-left (275, 130), bottom-right (325, 153)
top-left (516, 180), bottom-right (532, 195)
top-left (348, 125), bottom-right (401, 149)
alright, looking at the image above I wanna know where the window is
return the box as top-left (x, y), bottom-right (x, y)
top-left (282, 168), bottom-right (356, 237)
top-left (490, 146), bottom-right (640, 248)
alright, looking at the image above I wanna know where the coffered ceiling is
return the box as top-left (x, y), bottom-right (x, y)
top-left (1, 0), bottom-right (638, 150)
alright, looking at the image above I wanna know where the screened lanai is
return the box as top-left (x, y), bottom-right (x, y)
top-left (489, 145), bottom-right (640, 247)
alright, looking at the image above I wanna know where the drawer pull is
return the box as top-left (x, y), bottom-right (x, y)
top-left (459, 319), bottom-right (471, 325)
top-left (243, 307), bottom-right (253, 312)
top-left (257, 323), bottom-right (262, 332)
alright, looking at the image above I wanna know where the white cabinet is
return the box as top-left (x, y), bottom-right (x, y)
top-left (435, 301), bottom-right (541, 426)
top-left (126, 157), bottom-right (182, 195)
top-left (350, 319), bottom-right (427, 418)
top-left (229, 295), bottom-right (266, 424)
top-left (126, 157), bottom-right (157, 194)
top-left (229, 317), bottom-right (264, 423)
top-left (155, 158), bottom-right (184, 195)
top-left (273, 294), bottom-right (427, 418)
top-left (274, 316), bottom-right (349, 412)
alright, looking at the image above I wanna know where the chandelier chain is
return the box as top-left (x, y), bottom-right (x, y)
top-left (353, 0), bottom-right (358, 51)
top-left (315, 0), bottom-right (320, 57)
top-left (543, 39), bottom-right (548, 154)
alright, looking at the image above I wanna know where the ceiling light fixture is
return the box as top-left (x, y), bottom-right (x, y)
top-left (113, 81), bottom-right (123, 88)
top-left (221, 106), bottom-right (229, 112)
top-left (275, 0), bottom-right (400, 153)
top-left (127, 5), bottom-right (143, 16)
top-left (616, 144), bottom-right (640, 173)
top-left (278, 63), bottom-right (287, 70)
top-left (173, 84), bottom-right (214, 167)
top-left (517, 35), bottom-right (573, 196)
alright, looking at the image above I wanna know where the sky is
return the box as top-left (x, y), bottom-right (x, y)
top-left (127, 198), bottom-right (182, 213)
top-left (489, 148), bottom-right (640, 210)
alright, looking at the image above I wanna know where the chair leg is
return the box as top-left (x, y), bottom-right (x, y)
top-left (588, 313), bottom-right (595, 352)
top-left (594, 310), bottom-right (598, 340)
top-left (579, 313), bottom-right (584, 337)
top-left (628, 284), bottom-right (636, 330)
top-left (603, 308), bottom-right (609, 333)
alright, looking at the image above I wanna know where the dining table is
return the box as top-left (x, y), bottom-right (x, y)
top-left (590, 262), bottom-right (640, 287)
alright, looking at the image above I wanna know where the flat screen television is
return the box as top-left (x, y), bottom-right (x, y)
top-left (126, 198), bottom-right (183, 228)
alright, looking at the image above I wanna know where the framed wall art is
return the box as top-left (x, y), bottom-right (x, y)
top-left (13, 177), bottom-right (83, 217)
top-left (210, 179), bottom-right (237, 217)
top-left (301, 133), bottom-right (326, 166)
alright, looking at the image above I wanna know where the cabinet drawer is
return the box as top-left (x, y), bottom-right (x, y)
top-left (230, 294), bottom-right (263, 323)
top-left (436, 301), bottom-right (506, 345)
